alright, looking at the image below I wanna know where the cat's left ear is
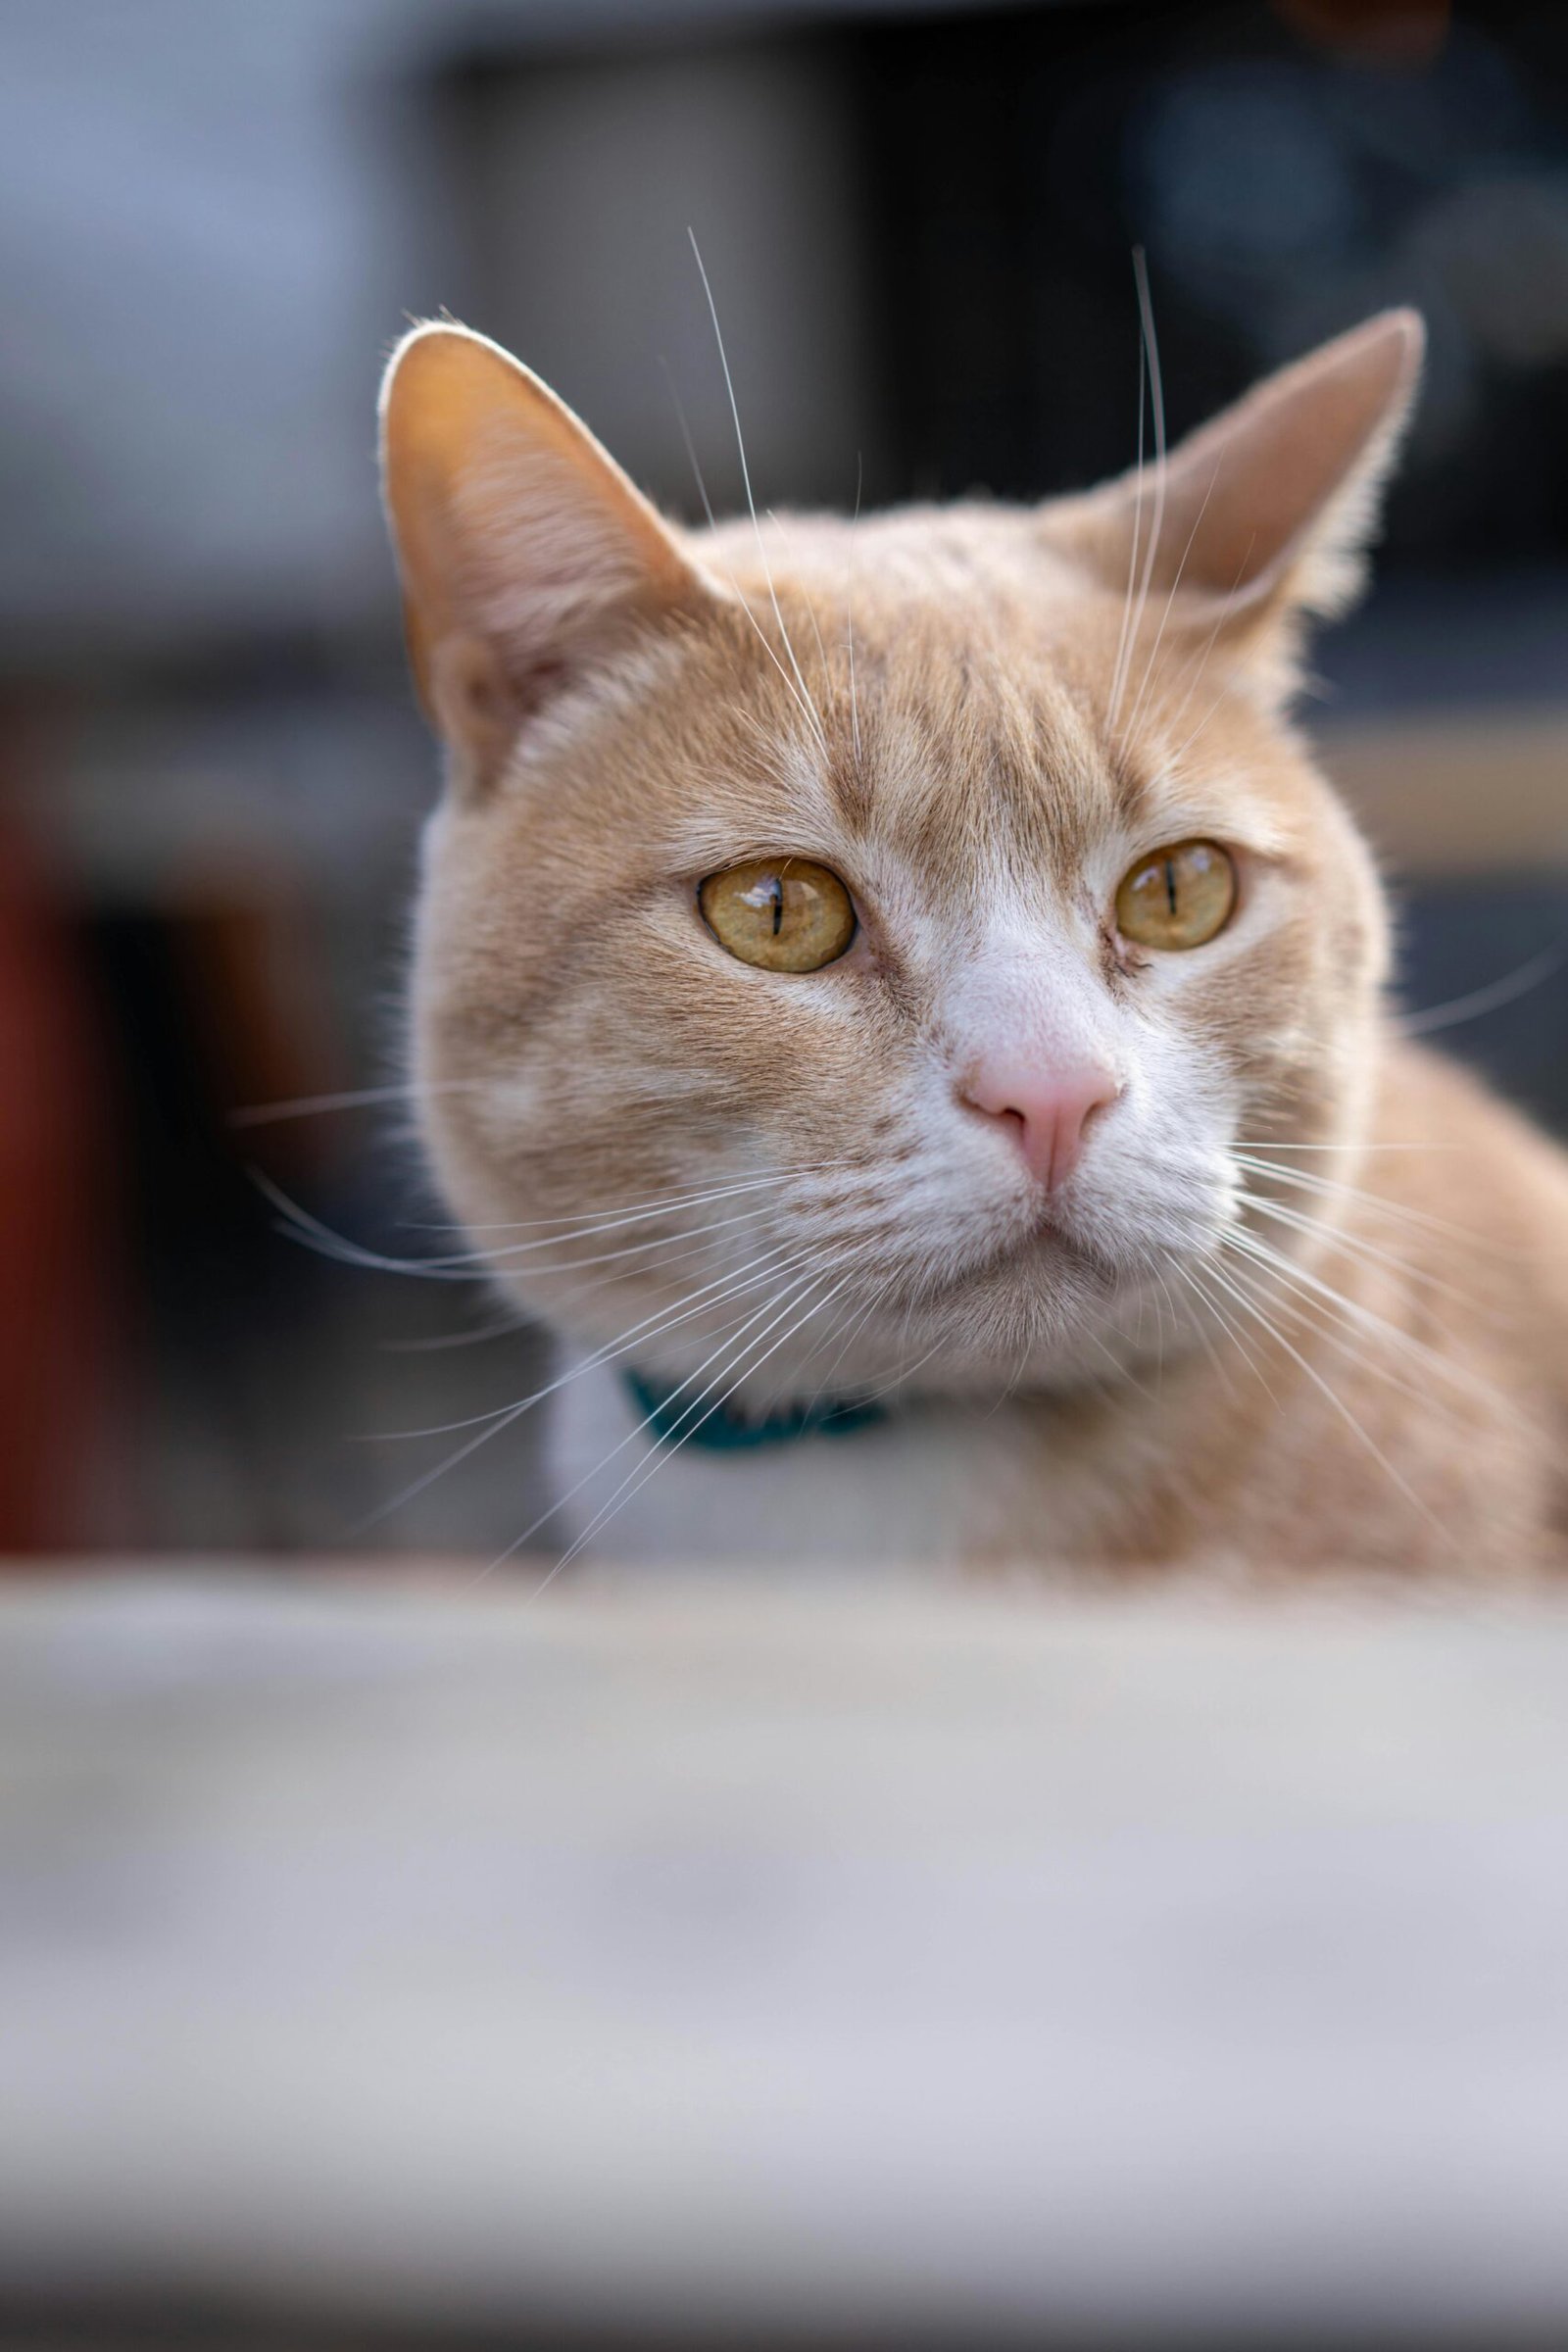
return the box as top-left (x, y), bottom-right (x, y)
top-left (1055, 309), bottom-right (1425, 697)
top-left (380, 322), bottom-right (715, 789)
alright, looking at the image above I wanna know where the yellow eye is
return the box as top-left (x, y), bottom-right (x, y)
top-left (1115, 840), bottom-right (1237, 952)
top-left (699, 858), bottom-right (857, 973)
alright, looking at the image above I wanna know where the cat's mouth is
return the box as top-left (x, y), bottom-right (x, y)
top-left (918, 1205), bottom-right (1121, 1310)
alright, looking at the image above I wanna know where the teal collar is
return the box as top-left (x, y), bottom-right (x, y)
top-left (623, 1367), bottom-right (887, 1452)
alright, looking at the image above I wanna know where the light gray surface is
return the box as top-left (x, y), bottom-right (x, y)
top-left (1, 1571), bottom-right (1567, 2341)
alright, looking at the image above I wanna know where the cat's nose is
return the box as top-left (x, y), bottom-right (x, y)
top-left (960, 1058), bottom-right (1120, 1190)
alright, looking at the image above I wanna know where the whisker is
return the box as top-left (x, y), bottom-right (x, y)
top-left (1166, 640), bottom-right (1255, 770)
top-left (1233, 1140), bottom-right (1461, 1153)
top-left (1398, 941), bottom-right (1565, 1038)
top-left (1235, 1152), bottom-right (1515, 1260)
top-left (434, 1162), bottom-right (852, 1236)
top-left (479, 1199), bottom-right (792, 1280)
top-left (351, 1238), bottom-right (819, 1527)
top-left (1221, 1224), bottom-right (1527, 1432)
top-left (1108, 247), bottom-right (1167, 739)
top-left (1223, 1251), bottom-right (1472, 1435)
top-left (768, 507), bottom-right (832, 689)
top-left (1158, 537), bottom-right (1257, 761)
top-left (1200, 1249), bottom-right (1446, 1537)
top-left (1236, 1188), bottom-right (1472, 1305)
top-left (363, 1235), bottom-right (813, 1445)
top-left (850, 1337), bottom-right (946, 1410)
top-left (527, 1269), bottom-right (852, 1594)
top-left (1121, 445), bottom-right (1223, 748)
top-left (1171, 1263), bottom-right (1244, 1402)
top-left (386, 1317), bottom-right (528, 1354)
top-left (261, 1165), bottom-right (840, 1279)
top-left (662, 349), bottom-right (829, 753)
top-left (229, 1080), bottom-right (478, 1130)
top-left (255, 1172), bottom-right (481, 1283)
top-left (470, 1256), bottom-right (834, 1585)
top-left (847, 450), bottom-right (863, 764)
top-left (689, 228), bottom-right (828, 754)
top-left (1105, 269), bottom-right (1150, 735)
top-left (794, 1283), bottom-right (886, 1420)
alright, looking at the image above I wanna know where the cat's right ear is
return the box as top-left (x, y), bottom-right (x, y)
top-left (379, 323), bottom-right (714, 790)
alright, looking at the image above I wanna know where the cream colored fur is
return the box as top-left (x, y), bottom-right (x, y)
top-left (380, 311), bottom-right (1568, 1577)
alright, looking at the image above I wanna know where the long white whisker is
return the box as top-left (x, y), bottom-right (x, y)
top-left (1223, 1250), bottom-right (1472, 1433)
top-left (1234, 1152), bottom-right (1519, 1259)
top-left (1222, 1224), bottom-right (1527, 1432)
top-left (1121, 446), bottom-right (1223, 747)
top-left (1172, 1263), bottom-right (1243, 1401)
top-left (1201, 1249), bottom-right (1446, 1536)
top-left (1399, 942), bottom-right (1565, 1038)
top-left (443, 1162), bottom-right (852, 1236)
top-left (847, 450), bottom-right (863, 764)
top-left (230, 1080), bottom-right (480, 1130)
top-left (529, 1270), bottom-right (852, 1595)
top-left (846, 1334), bottom-right (947, 1411)
top-left (365, 1234), bottom-right (814, 1446)
top-left (1105, 289), bottom-right (1149, 734)
top-left (264, 1164), bottom-right (838, 1278)
top-left (1167, 641), bottom-right (1254, 770)
top-left (352, 1239), bottom-right (817, 1524)
top-left (386, 1317), bottom-right (526, 1354)
top-left (480, 1197), bottom-right (793, 1275)
top-left (768, 508), bottom-right (831, 688)
top-left (662, 349), bottom-right (830, 750)
top-left (254, 1173), bottom-right (477, 1283)
top-left (1159, 537), bottom-right (1257, 763)
top-left (1108, 247), bottom-right (1167, 739)
top-left (1233, 1141), bottom-right (1461, 1152)
top-left (794, 1283), bottom-right (885, 1420)
top-left (1237, 1188), bottom-right (1471, 1304)
top-left (688, 228), bottom-right (827, 753)
top-left (470, 1256), bottom-right (833, 1586)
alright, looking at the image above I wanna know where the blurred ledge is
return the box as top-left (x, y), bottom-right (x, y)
top-left (3, 1573), bottom-right (1568, 2344)
top-left (1317, 702), bottom-right (1568, 876)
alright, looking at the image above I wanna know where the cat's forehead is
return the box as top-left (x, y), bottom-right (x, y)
top-left (667, 519), bottom-right (1190, 900)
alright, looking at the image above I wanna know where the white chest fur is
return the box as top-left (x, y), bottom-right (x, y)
top-left (551, 1356), bottom-right (1045, 1575)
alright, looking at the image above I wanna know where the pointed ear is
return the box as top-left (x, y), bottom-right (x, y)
top-left (1056, 309), bottom-right (1424, 692)
top-left (379, 323), bottom-right (713, 788)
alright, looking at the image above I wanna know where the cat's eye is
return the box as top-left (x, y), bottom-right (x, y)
top-left (699, 858), bottom-right (857, 972)
top-left (1115, 840), bottom-right (1237, 952)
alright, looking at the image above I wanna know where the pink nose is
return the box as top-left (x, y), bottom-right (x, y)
top-left (961, 1057), bottom-right (1119, 1190)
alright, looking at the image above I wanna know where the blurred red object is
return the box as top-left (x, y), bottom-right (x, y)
top-left (1274, 0), bottom-right (1450, 64)
top-left (0, 802), bottom-right (121, 1551)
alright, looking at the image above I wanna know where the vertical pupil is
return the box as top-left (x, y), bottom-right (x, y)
top-left (770, 875), bottom-right (784, 936)
top-left (1164, 858), bottom-right (1179, 918)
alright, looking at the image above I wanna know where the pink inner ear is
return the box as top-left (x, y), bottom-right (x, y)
top-left (1175, 359), bottom-right (1410, 596)
top-left (1094, 310), bottom-right (1423, 607)
top-left (382, 323), bottom-right (711, 767)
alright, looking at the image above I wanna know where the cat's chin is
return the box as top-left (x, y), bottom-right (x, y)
top-left (855, 1200), bottom-right (1233, 1396)
top-left (939, 1195), bottom-right (1209, 1311)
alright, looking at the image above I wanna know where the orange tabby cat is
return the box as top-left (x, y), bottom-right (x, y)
top-left (379, 309), bottom-right (1568, 1575)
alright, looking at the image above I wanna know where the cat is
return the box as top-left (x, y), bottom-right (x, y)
top-left (377, 305), bottom-right (1568, 1577)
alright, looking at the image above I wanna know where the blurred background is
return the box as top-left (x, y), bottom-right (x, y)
top-left (2, 0), bottom-right (1564, 1559)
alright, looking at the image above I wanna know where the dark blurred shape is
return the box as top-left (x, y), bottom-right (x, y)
top-left (1275, 0), bottom-right (1451, 67)
top-left (847, 0), bottom-right (1568, 548)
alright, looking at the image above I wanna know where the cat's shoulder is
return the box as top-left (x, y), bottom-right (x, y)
top-left (1380, 1038), bottom-right (1568, 1201)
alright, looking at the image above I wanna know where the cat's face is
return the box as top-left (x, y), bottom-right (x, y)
top-left (385, 313), bottom-right (1419, 1403)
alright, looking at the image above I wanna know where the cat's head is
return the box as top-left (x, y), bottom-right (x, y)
top-left (380, 308), bottom-right (1421, 1402)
